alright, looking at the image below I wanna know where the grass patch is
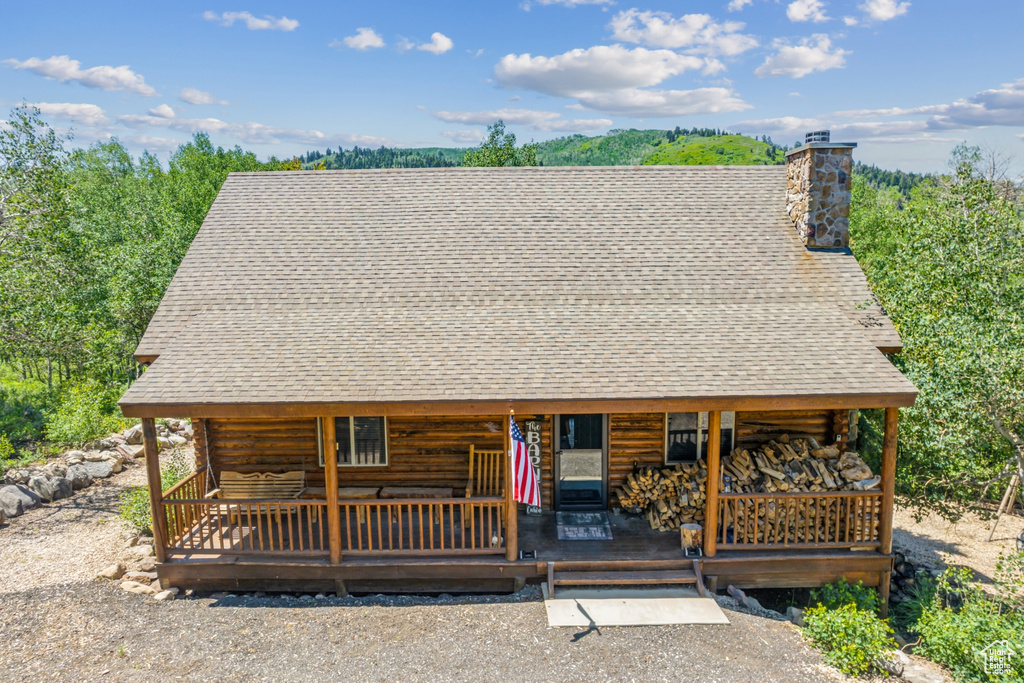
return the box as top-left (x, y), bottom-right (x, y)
top-left (119, 450), bottom-right (193, 534)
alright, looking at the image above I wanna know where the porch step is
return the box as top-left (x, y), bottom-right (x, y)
top-left (547, 559), bottom-right (708, 598)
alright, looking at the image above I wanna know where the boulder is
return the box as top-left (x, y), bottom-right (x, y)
top-left (42, 463), bottom-right (68, 479)
top-left (120, 580), bottom-right (159, 596)
top-left (875, 650), bottom-right (908, 677)
top-left (153, 589), bottom-right (175, 601)
top-left (3, 468), bottom-right (33, 485)
top-left (156, 424), bottom-right (169, 437)
top-left (0, 484), bottom-right (41, 514)
top-left (156, 436), bottom-right (172, 450)
top-left (167, 435), bottom-right (187, 446)
top-left (106, 433), bottom-right (127, 445)
top-left (130, 544), bottom-right (155, 559)
top-left (84, 451), bottom-right (108, 462)
top-left (123, 424), bottom-right (144, 445)
top-left (786, 606), bottom-right (805, 626)
top-left (182, 423), bottom-right (194, 439)
top-left (51, 477), bottom-right (73, 501)
top-left (138, 556), bottom-right (157, 572)
top-left (27, 475), bottom-right (57, 502)
top-left (115, 445), bottom-right (137, 463)
top-left (123, 571), bottom-right (158, 585)
top-left (97, 563), bottom-right (126, 580)
top-left (64, 450), bottom-right (86, 465)
top-left (83, 460), bottom-right (114, 479)
top-left (166, 419), bottom-right (184, 433)
top-left (66, 464), bottom-right (93, 490)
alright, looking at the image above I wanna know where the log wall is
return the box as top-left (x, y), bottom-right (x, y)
top-left (204, 415), bottom-right (554, 508)
top-left (608, 413), bottom-right (666, 495)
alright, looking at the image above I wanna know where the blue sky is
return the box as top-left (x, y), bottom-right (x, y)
top-left (2, 1), bottom-right (1022, 172)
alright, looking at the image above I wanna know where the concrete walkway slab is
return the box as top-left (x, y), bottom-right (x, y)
top-left (542, 585), bottom-right (730, 627)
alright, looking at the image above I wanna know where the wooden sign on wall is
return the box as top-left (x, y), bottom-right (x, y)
top-left (523, 418), bottom-right (544, 514)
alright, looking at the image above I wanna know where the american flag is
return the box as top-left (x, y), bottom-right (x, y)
top-left (510, 415), bottom-right (541, 507)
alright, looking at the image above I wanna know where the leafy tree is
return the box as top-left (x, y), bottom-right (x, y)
top-left (852, 145), bottom-right (1024, 515)
top-left (462, 120), bottom-right (538, 167)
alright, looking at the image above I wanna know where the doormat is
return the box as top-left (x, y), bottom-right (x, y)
top-left (556, 511), bottom-right (613, 541)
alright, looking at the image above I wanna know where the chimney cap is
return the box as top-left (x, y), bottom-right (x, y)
top-left (786, 130), bottom-right (857, 157)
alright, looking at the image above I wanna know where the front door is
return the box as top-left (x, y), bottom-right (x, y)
top-left (554, 414), bottom-right (607, 510)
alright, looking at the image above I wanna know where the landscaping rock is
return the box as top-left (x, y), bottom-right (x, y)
top-left (64, 450), bottom-right (86, 465)
top-left (167, 434), bottom-right (187, 446)
top-left (107, 433), bottom-right (127, 445)
top-left (123, 571), bottom-right (158, 585)
top-left (51, 476), bottom-right (73, 501)
top-left (156, 436), bottom-right (172, 450)
top-left (156, 424), bottom-right (169, 437)
top-left (84, 451), bottom-right (107, 462)
top-left (153, 589), bottom-right (175, 601)
top-left (42, 463), bottom-right (68, 479)
top-left (3, 468), bottom-right (33, 485)
top-left (138, 556), bottom-right (157, 572)
top-left (120, 580), bottom-right (159, 595)
top-left (83, 460), bottom-right (114, 479)
top-left (0, 508), bottom-right (6, 525)
top-left (3, 484), bottom-right (41, 511)
top-left (0, 488), bottom-right (25, 517)
top-left (66, 464), bottom-right (93, 490)
top-left (98, 563), bottom-right (126, 580)
top-left (875, 650), bottom-right (908, 677)
top-left (130, 544), bottom-right (155, 559)
top-left (27, 475), bottom-right (58, 502)
top-left (167, 419), bottom-right (185, 433)
top-left (786, 606), bottom-right (805, 627)
top-left (124, 423), bottom-right (144, 444)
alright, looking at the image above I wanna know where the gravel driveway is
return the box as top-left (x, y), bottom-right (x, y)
top-left (0, 454), bottom-right (846, 682)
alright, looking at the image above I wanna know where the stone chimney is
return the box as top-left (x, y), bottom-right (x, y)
top-left (785, 131), bottom-right (857, 248)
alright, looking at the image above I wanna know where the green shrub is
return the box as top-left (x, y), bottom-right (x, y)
top-left (44, 379), bottom-right (131, 445)
top-left (811, 578), bottom-right (881, 613)
top-left (0, 371), bottom-right (53, 444)
top-left (890, 572), bottom-right (938, 633)
top-left (0, 434), bottom-right (13, 460)
top-left (804, 602), bottom-right (896, 676)
top-left (118, 450), bottom-right (194, 534)
top-left (917, 561), bottom-right (1024, 682)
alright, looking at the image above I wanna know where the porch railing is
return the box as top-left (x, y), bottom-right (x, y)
top-left (716, 491), bottom-right (882, 550)
top-left (339, 497), bottom-right (505, 556)
top-left (160, 493), bottom-right (505, 557)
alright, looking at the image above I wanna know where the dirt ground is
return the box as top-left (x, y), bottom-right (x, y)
top-left (892, 504), bottom-right (1022, 583)
top-left (1, 450), bottom-right (848, 682)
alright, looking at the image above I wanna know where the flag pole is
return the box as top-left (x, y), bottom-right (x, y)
top-left (505, 409), bottom-right (518, 562)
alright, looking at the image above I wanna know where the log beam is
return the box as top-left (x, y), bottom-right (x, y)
top-left (142, 418), bottom-right (167, 563)
top-left (879, 407), bottom-right (897, 556)
top-left (323, 417), bottom-right (342, 565)
top-left (704, 410), bottom-right (722, 558)
top-left (504, 413), bottom-right (518, 562)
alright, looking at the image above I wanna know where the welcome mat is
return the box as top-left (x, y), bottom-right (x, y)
top-left (556, 511), bottom-right (613, 541)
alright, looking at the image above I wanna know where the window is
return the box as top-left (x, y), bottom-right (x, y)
top-left (665, 412), bottom-right (735, 464)
top-left (318, 417), bottom-right (388, 467)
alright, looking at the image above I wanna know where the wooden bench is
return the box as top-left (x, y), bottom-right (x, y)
top-left (208, 471), bottom-right (305, 522)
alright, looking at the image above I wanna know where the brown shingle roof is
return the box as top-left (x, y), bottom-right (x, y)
top-left (121, 166), bottom-right (914, 415)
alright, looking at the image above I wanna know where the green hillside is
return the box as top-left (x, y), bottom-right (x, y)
top-left (641, 134), bottom-right (785, 166)
top-left (536, 129), bottom-right (668, 166)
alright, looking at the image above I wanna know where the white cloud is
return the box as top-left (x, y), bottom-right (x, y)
top-left (30, 102), bottom-right (109, 127)
top-left (148, 104), bottom-right (176, 118)
top-left (468, 48), bottom-right (485, 58)
top-left (727, 0), bottom-right (754, 10)
top-left (3, 55), bottom-right (157, 96)
top-left (754, 35), bottom-right (848, 78)
top-left (574, 87), bottom-right (751, 117)
top-left (418, 32), bottom-right (454, 54)
top-left (442, 129), bottom-right (486, 144)
top-left (523, 0), bottom-right (614, 8)
top-left (435, 107), bottom-right (612, 132)
top-left (859, 0), bottom-right (910, 21)
top-left (178, 87), bottom-right (228, 106)
top-left (608, 9), bottom-right (758, 56)
top-left (787, 0), bottom-right (829, 23)
top-left (335, 27), bottom-right (385, 50)
top-left (843, 16), bottom-right (859, 26)
top-left (202, 11), bottom-right (299, 31)
top-left (495, 45), bottom-right (706, 97)
top-left (117, 111), bottom-right (389, 147)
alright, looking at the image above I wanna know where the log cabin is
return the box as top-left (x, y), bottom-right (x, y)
top-left (119, 131), bottom-right (916, 609)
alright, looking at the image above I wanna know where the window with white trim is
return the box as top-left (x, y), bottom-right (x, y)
top-left (665, 412), bottom-right (735, 464)
top-left (317, 417), bottom-right (388, 467)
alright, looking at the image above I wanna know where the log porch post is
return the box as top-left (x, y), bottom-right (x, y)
top-left (142, 418), bottom-right (167, 563)
top-left (323, 417), bottom-right (342, 565)
top-left (703, 410), bottom-right (722, 558)
top-left (878, 407), bottom-right (898, 617)
top-left (504, 413), bottom-right (518, 562)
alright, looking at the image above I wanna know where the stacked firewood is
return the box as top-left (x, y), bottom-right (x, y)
top-left (615, 461), bottom-right (708, 531)
top-left (613, 434), bottom-right (880, 533)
